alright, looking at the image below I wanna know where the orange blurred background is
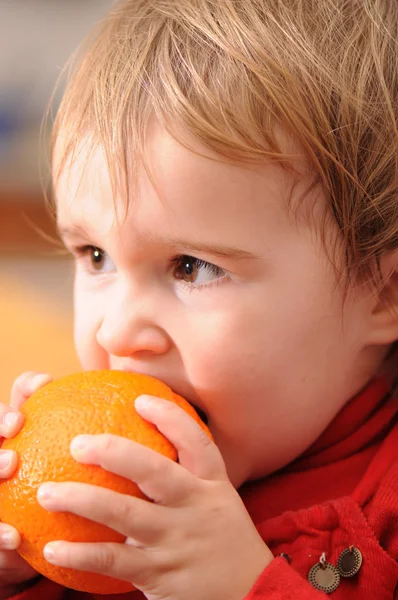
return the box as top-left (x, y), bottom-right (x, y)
top-left (0, 1), bottom-right (112, 401)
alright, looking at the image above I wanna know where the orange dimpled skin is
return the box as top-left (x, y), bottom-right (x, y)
top-left (0, 370), bottom-right (211, 595)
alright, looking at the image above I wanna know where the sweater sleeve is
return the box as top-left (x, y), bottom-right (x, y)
top-left (244, 557), bottom-right (328, 600)
top-left (3, 562), bottom-right (330, 600)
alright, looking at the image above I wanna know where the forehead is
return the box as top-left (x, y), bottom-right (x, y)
top-left (54, 138), bottom-right (114, 231)
top-left (54, 122), bottom-right (319, 239)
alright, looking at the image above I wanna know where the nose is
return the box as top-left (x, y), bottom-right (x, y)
top-left (96, 280), bottom-right (172, 358)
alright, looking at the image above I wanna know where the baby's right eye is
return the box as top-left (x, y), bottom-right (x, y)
top-left (73, 245), bottom-right (115, 273)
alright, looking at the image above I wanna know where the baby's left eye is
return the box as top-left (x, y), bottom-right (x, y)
top-left (172, 255), bottom-right (225, 286)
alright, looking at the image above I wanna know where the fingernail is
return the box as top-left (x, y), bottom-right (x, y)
top-left (0, 450), bottom-right (13, 471)
top-left (44, 543), bottom-right (58, 562)
top-left (2, 411), bottom-right (20, 428)
top-left (135, 395), bottom-right (155, 410)
top-left (70, 435), bottom-right (91, 454)
top-left (37, 483), bottom-right (56, 502)
top-left (0, 529), bottom-right (16, 548)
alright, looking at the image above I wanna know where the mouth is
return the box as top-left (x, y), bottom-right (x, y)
top-left (193, 405), bottom-right (208, 425)
top-left (116, 367), bottom-right (209, 425)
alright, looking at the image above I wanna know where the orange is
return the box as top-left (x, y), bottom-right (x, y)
top-left (0, 370), bottom-right (211, 595)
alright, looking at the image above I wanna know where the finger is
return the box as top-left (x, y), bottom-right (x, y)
top-left (0, 405), bottom-right (24, 439)
top-left (0, 449), bottom-right (18, 478)
top-left (37, 481), bottom-right (168, 544)
top-left (10, 372), bottom-right (53, 410)
top-left (0, 550), bottom-right (38, 584)
top-left (0, 525), bottom-right (38, 584)
top-left (0, 524), bottom-right (20, 551)
top-left (43, 540), bottom-right (150, 587)
top-left (70, 434), bottom-right (197, 505)
top-left (135, 396), bottom-right (226, 481)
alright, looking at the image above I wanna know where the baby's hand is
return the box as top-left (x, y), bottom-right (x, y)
top-left (37, 396), bottom-right (274, 600)
top-left (0, 371), bottom-right (52, 596)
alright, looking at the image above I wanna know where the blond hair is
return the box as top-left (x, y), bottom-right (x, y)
top-left (52, 0), bottom-right (398, 287)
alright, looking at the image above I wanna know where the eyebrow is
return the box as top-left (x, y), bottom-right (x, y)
top-left (168, 239), bottom-right (257, 260)
top-left (57, 224), bottom-right (92, 239)
top-left (57, 224), bottom-right (257, 261)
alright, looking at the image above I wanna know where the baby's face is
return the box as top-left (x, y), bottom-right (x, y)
top-left (56, 123), bottom-right (380, 487)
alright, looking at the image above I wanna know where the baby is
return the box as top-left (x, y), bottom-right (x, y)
top-left (0, 1), bottom-right (397, 599)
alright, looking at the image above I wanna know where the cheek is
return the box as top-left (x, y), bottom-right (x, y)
top-left (73, 289), bottom-right (109, 370)
top-left (178, 304), bottom-right (274, 409)
top-left (179, 291), bottom-right (314, 380)
top-left (177, 285), bottom-right (355, 428)
top-left (177, 298), bottom-right (358, 482)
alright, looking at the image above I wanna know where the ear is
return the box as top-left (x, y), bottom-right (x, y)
top-left (368, 250), bottom-right (398, 345)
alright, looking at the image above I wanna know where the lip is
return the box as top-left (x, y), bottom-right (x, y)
top-left (191, 405), bottom-right (208, 425)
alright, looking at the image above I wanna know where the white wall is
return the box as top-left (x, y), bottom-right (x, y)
top-left (0, 0), bottom-right (113, 189)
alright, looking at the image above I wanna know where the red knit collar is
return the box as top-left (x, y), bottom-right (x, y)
top-left (239, 377), bottom-right (397, 521)
top-left (288, 377), bottom-right (396, 471)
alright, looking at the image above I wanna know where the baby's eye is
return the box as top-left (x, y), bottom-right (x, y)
top-left (74, 246), bottom-right (115, 273)
top-left (172, 255), bottom-right (225, 286)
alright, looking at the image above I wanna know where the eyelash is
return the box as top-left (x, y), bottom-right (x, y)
top-left (171, 255), bottom-right (225, 283)
top-left (73, 245), bottom-right (106, 270)
top-left (71, 245), bottom-right (227, 289)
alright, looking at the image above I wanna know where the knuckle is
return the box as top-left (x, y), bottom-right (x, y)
top-left (10, 374), bottom-right (29, 403)
top-left (29, 373), bottom-right (53, 394)
top-left (149, 456), bottom-right (168, 478)
top-left (197, 425), bottom-right (213, 449)
top-left (115, 498), bottom-right (134, 526)
top-left (209, 482), bottom-right (237, 517)
top-left (95, 543), bottom-right (117, 573)
top-left (97, 433), bottom-right (117, 455)
top-left (10, 371), bottom-right (52, 410)
top-left (194, 423), bottom-right (217, 459)
top-left (149, 546), bottom-right (174, 574)
top-left (144, 456), bottom-right (171, 489)
top-left (11, 371), bottom-right (37, 394)
top-left (211, 493), bottom-right (228, 517)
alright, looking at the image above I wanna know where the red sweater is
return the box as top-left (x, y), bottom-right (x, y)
top-left (10, 378), bottom-right (398, 599)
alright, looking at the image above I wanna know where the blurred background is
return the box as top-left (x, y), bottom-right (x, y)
top-left (0, 0), bottom-right (113, 400)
